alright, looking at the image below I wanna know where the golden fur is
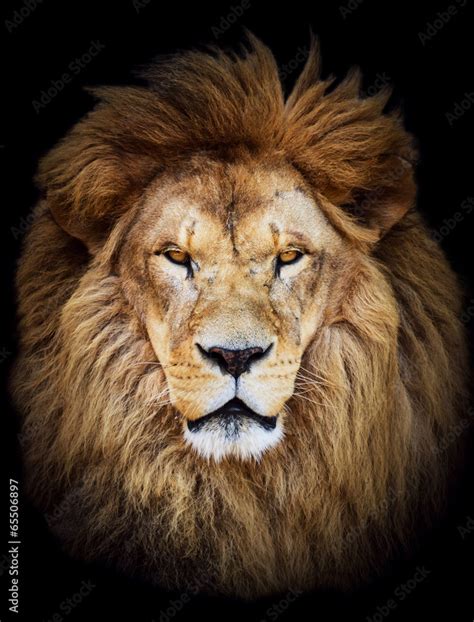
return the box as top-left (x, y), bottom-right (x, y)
top-left (11, 34), bottom-right (469, 598)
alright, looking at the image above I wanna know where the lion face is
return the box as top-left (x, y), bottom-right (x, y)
top-left (120, 158), bottom-right (342, 460)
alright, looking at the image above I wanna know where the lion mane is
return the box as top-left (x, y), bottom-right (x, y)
top-left (11, 35), bottom-right (468, 599)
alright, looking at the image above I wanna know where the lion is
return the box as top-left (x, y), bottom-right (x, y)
top-left (11, 34), bottom-right (469, 599)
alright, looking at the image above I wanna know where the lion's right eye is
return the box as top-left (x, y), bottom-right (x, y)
top-left (278, 249), bottom-right (302, 265)
top-left (163, 249), bottom-right (191, 266)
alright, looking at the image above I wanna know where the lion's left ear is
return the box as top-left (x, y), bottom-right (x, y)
top-left (340, 154), bottom-right (417, 241)
top-left (285, 46), bottom-right (418, 245)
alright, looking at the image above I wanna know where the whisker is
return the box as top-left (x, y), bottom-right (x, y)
top-left (297, 367), bottom-right (341, 389)
top-left (291, 391), bottom-right (326, 408)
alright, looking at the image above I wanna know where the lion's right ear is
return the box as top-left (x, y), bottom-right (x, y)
top-left (36, 91), bottom-right (161, 254)
top-left (37, 136), bottom-right (136, 254)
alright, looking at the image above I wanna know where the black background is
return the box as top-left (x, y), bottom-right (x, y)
top-left (1, 0), bottom-right (473, 620)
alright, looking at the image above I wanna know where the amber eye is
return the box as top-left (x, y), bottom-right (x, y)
top-left (278, 249), bottom-right (303, 265)
top-left (164, 248), bottom-right (191, 266)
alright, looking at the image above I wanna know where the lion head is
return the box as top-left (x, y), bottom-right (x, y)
top-left (12, 35), bottom-right (469, 598)
top-left (115, 157), bottom-right (347, 461)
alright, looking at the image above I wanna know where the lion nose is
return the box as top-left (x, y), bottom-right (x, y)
top-left (197, 344), bottom-right (271, 378)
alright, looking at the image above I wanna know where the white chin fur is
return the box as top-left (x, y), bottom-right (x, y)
top-left (183, 417), bottom-right (284, 462)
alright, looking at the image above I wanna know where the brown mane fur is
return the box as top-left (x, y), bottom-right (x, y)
top-left (11, 34), bottom-right (468, 598)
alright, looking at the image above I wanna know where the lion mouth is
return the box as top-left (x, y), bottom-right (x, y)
top-left (187, 398), bottom-right (278, 434)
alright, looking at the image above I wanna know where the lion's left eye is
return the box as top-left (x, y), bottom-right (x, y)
top-left (164, 249), bottom-right (191, 266)
top-left (277, 249), bottom-right (303, 266)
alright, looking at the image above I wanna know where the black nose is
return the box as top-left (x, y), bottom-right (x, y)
top-left (197, 344), bottom-right (271, 378)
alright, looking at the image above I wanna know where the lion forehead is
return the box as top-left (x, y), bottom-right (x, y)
top-left (132, 161), bottom-right (340, 258)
